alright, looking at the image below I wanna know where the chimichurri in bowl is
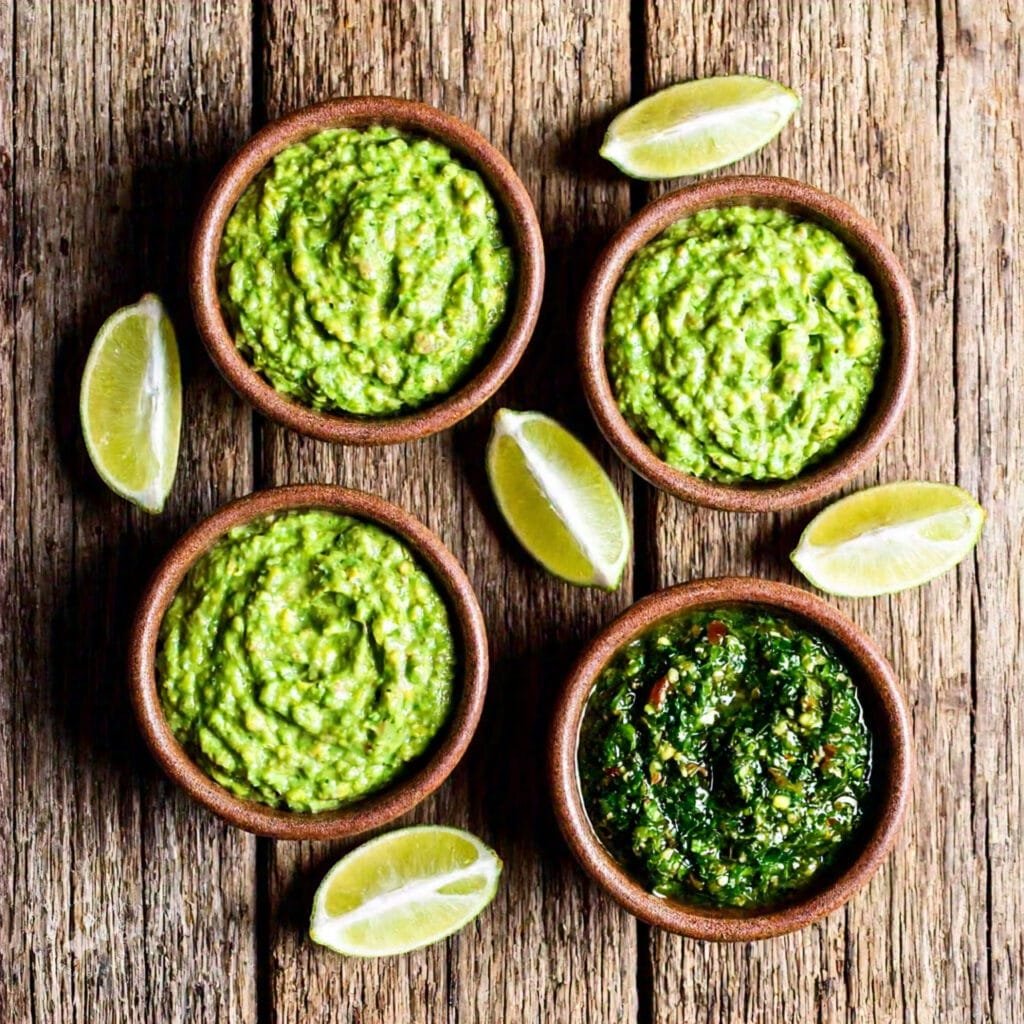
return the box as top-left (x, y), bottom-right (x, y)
top-left (549, 577), bottom-right (912, 941)
top-left (579, 607), bottom-right (872, 909)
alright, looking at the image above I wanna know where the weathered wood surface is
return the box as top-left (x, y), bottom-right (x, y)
top-left (6, 2), bottom-right (259, 1021)
top-left (1, 1), bottom-right (1020, 1021)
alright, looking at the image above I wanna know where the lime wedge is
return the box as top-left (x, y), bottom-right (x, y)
top-left (309, 826), bottom-right (502, 957)
top-left (791, 482), bottom-right (986, 598)
top-left (486, 409), bottom-right (630, 589)
top-left (80, 294), bottom-right (181, 514)
top-left (600, 75), bottom-right (800, 179)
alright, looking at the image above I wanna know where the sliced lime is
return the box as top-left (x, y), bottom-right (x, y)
top-left (486, 409), bottom-right (630, 589)
top-left (309, 826), bottom-right (502, 957)
top-left (791, 481), bottom-right (986, 597)
top-left (79, 294), bottom-right (181, 513)
top-left (600, 75), bottom-right (800, 179)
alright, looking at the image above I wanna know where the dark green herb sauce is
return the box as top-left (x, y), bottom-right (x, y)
top-left (579, 608), bottom-right (872, 908)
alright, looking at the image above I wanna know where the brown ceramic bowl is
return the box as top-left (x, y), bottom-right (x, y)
top-left (190, 96), bottom-right (544, 445)
top-left (578, 176), bottom-right (918, 511)
top-left (129, 484), bottom-right (488, 839)
top-left (549, 577), bottom-right (912, 941)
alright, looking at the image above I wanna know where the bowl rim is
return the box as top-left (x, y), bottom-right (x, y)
top-left (189, 95), bottom-right (545, 445)
top-left (578, 174), bottom-right (918, 512)
top-left (548, 576), bottom-right (913, 941)
top-left (128, 483), bottom-right (489, 840)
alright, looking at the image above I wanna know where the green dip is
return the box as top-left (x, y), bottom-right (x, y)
top-left (218, 125), bottom-right (514, 416)
top-left (157, 510), bottom-right (455, 812)
top-left (606, 206), bottom-right (884, 481)
top-left (579, 608), bottom-right (872, 908)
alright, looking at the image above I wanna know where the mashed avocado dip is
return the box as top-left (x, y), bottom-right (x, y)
top-left (606, 206), bottom-right (884, 482)
top-left (579, 608), bottom-right (872, 908)
top-left (219, 126), bottom-right (514, 416)
top-left (157, 510), bottom-right (455, 813)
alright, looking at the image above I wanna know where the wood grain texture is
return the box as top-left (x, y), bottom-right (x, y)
top-left (2, 0), bottom-right (1021, 1021)
top-left (257, 2), bottom-right (637, 1021)
top-left (946, 4), bottom-right (1023, 1023)
top-left (128, 4), bottom-right (260, 1019)
top-left (0, 0), bottom-right (16, 1019)
top-left (8, 1), bottom-right (256, 1020)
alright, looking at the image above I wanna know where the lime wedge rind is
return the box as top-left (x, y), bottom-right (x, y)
top-left (486, 409), bottom-right (630, 590)
top-left (791, 482), bottom-right (985, 598)
top-left (80, 293), bottom-right (181, 514)
top-left (310, 861), bottom-right (500, 957)
top-left (600, 75), bottom-right (800, 180)
top-left (309, 825), bottom-right (502, 958)
top-left (496, 411), bottom-right (629, 587)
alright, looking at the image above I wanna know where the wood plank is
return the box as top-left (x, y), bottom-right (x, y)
top-left (10, 1), bottom-right (256, 1020)
top-left (258, 2), bottom-right (636, 1021)
top-left (0, 0), bottom-right (18, 1019)
top-left (640, 1), bottom-right (981, 1021)
top-left (945, 3), bottom-right (1023, 1023)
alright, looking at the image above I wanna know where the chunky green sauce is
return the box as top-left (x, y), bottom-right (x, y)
top-left (219, 126), bottom-right (514, 416)
top-left (606, 206), bottom-right (884, 482)
top-left (157, 510), bottom-right (455, 812)
top-left (579, 608), bottom-right (872, 908)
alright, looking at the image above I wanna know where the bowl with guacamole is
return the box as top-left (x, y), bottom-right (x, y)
top-left (129, 484), bottom-right (488, 839)
top-left (190, 97), bottom-right (544, 445)
top-left (579, 175), bottom-right (917, 511)
top-left (549, 577), bottom-right (911, 941)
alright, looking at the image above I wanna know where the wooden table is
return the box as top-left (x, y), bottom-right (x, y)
top-left (2, 1), bottom-right (1020, 1021)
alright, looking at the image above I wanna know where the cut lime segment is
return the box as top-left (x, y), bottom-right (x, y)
top-left (309, 826), bottom-right (502, 957)
top-left (79, 294), bottom-right (181, 514)
top-left (791, 482), bottom-right (986, 598)
top-left (600, 75), bottom-right (800, 180)
top-left (486, 409), bottom-right (630, 589)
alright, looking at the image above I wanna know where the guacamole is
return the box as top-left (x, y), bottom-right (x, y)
top-left (579, 608), bottom-right (872, 908)
top-left (157, 510), bottom-right (456, 812)
top-left (606, 206), bottom-right (884, 481)
top-left (218, 126), bottom-right (514, 416)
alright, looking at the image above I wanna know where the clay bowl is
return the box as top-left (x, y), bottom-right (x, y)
top-left (128, 484), bottom-right (488, 840)
top-left (578, 175), bottom-right (918, 512)
top-left (549, 577), bottom-right (912, 941)
top-left (189, 96), bottom-right (544, 445)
